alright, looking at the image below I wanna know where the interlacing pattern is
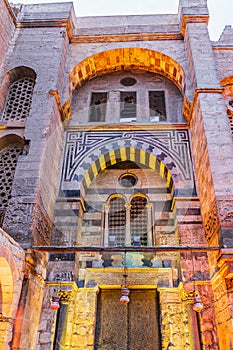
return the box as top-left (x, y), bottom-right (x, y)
top-left (2, 78), bottom-right (35, 122)
top-left (0, 144), bottom-right (23, 208)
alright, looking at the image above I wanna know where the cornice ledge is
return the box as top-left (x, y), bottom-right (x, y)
top-left (180, 15), bottom-right (209, 37)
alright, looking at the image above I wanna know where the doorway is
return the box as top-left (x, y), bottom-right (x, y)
top-left (94, 289), bottom-right (161, 350)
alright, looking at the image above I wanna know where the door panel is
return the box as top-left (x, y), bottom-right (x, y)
top-left (128, 290), bottom-right (160, 350)
top-left (94, 289), bottom-right (160, 350)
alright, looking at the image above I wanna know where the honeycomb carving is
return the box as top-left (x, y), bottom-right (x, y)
top-left (0, 144), bottom-right (23, 208)
top-left (2, 78), bottom-right (35, 122)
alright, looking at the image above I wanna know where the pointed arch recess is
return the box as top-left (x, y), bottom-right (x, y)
top-left (69, 48), bottom-right (185, 94)
top-left (81, 146), bottom-right (173, 195)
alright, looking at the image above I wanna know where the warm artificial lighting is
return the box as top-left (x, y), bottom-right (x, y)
top-left (120, 287), bottom-right (130, 304)
top-left (120, 254), bottom-right (130, 303)
top-left (50, 296), bottom-right (60, 310)
top-left (192, 294), bottom-right (203, 312)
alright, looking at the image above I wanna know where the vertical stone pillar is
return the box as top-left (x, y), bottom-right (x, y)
top-left (103, 204), bottom-right (110, 246)
top-left (179, 0), bottom-right (233, 247)
top-left (211, 261), bottom-right (233, 350)
top-left (54, 290), bottom-right (74, 350)
top-left (13, 250), bottom-right (46, 350)
top-left (71, 287), bottom-right (99, 349)
top-left (159, 288), bottom-right (191, 349)
top-left (179, 1), bottom-right (233, 348)
top-left (125, 204), bottom-right (131, 246)
top-left (183, 290), bottom-right (201, 350)
top-left (146, 203), bottom-right (153, 245)
top-left (106, 90), bottom-right (120, 123)
top-left (196, 284), bottom-right (219, 350)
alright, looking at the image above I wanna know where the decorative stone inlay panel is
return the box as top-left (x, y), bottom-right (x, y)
top-left (61, 129), bottom-right (194, 193)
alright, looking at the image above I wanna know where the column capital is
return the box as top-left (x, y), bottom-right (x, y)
top-left (125, 204), bottom-right (132, 211)
top-left (104, 204), bottom-right (110, 213)
top-left (182, 290), bottom-right (196, 305)
top-left (58, 290), bottom-right (73, 303)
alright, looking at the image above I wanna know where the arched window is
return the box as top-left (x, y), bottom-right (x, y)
top-left (0, 141), bottom-right (23, 226)
top-left (1, 67), bottom-right (36, 123)
top-left (103, 193), bottom-right (153, 247)
top-left (2, 77), bottom-right (35, 122)
top-left (130, 196), bottom-right (148, 246)
top-left (108, 196), bottom-right (126, 246)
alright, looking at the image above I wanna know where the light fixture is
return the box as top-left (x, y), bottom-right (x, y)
top-left (191, 251), bottom-right (203, 313)
top-left (50, 295), bottom-right (60, 310)
top-left (120, 253), bottom-right (130, 304)
top-left (193, 294), bottom-right (203, 313)
top-left (120, 286), bottom-right (130, 304)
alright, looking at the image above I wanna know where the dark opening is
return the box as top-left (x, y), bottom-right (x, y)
top-left (120, 92), bottom-right (137, 122)
top-left (149, 91), bottom-right (166, 122)
top-left (89, 92), bottom-right (107, 122)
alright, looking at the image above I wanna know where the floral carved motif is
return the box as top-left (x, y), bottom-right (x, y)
top-left (203, 202), bottom-right (220, 243)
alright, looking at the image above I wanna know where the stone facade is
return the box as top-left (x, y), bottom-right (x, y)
top-left (0, 0), bottom-right (233, 348)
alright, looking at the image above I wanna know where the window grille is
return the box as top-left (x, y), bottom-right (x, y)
top-left (108, 197), bottom-right (126, 246)
top-left (0, 144), bottom-right (23, 209)
top-left (228, 114), bottom-right (233, 134)
top-left (2, 78), bottom-right (35, 122)
top-left (130, 196), bottom-right (148, 246)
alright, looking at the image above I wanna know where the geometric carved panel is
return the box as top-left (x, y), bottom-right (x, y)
top-left (62, 129), bottom-right (193, 192)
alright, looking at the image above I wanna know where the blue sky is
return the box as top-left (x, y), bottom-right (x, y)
top-left (12, 0), bottom-right (233, 40)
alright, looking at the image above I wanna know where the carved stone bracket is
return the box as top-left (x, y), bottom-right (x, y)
top-left (182, 290), bottom-right (196, 305)
top-left (58, 290), bottom-right (73, 303)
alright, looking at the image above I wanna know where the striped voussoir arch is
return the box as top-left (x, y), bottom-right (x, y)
top-left (82, 147), bottom-right (173, 194)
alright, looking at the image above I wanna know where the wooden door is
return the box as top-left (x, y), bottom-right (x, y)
top-left (94, 289), bottom-right (161, 350)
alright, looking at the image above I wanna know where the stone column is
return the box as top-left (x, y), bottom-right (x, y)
top-left (146, 203), bottom-right (153, 246)
top-left (211, 261), bottom-right (233, 350)
top-left (54, 290), bottom-right (73, 350)
top-left (159, 288), bottom-right (191, 349)
top-left (183, 290), bottom-right (201, 350)
top-left (125, 204), bottom-right (131, 246)
top-left (105, 90), bottom-right (120, 123)
top-left (71, 287), bottom-right (99, 349)
top-left (103, 204), bottom-right (110, 246)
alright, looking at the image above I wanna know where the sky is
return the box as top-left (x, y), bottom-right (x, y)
top-left (12, 0), bottom-right (233, 41)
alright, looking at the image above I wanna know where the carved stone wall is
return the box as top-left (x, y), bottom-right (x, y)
top-left (159, 288), bottom-right (190, 349)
